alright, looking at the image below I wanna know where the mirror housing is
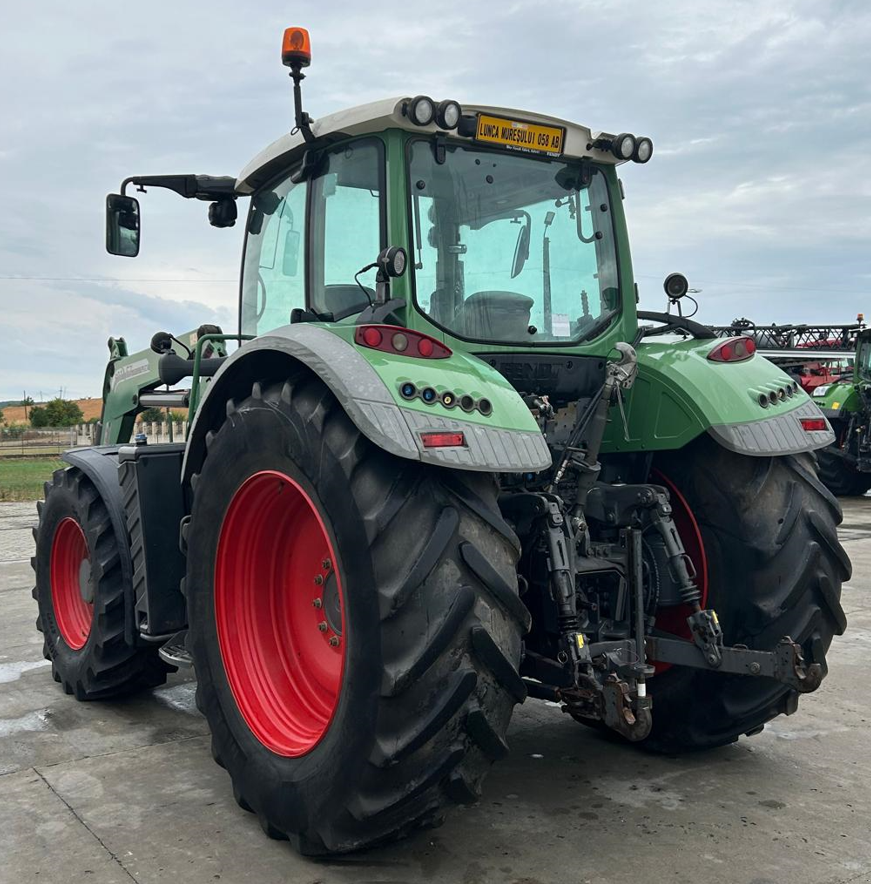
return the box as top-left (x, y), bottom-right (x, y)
top-left (106, 194), bottom-right (141, 257)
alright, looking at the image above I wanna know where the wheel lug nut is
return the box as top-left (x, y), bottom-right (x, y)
top-left (329, 636), bottom-right (340, 647)
top-left (318, 621), bottom-right (328, 632)
top-left (322, 558), bottom-right (332, 571)
top-left (312, 598), bottom-right (323, 609)
top-left (314, 574), bottom-right (324, 585)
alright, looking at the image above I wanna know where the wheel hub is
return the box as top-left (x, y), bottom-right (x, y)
top-left (215, 470), bottom-right (345, 757)
top-left (50, 517), bottom-right (93, 650)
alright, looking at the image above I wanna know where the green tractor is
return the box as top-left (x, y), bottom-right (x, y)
top-left (709, 318), bottom-right (871, 496)
top-left (33, 28), bottom-right (849, 855)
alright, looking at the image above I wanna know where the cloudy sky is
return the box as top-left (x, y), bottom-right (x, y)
top-left (1, 0), bottom-right (869, 401)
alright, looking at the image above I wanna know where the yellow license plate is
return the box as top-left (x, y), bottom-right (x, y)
top-left (475, 114), bottom-right (565, 156)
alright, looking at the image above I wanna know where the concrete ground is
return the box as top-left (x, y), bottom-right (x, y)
top-left (2, 499), bottom-right (871, 884)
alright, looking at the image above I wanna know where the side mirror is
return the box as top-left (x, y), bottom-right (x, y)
top-left (282, 229), bottom-right (301, 277)
top-left (106, 194), bottom-right (140, 257)
top-left (511, 220), bottom-right (530, 279)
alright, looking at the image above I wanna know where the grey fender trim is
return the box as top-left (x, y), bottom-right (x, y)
top-left (707, 399), bottom-right (835, 456)
top-left (182, 324), bottom-right (551, 480)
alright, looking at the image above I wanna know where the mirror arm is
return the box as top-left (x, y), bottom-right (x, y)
top-left (120, 175), bottom-right (237, 200)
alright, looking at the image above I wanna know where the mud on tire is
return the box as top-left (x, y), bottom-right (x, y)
top-left (645, 436), bottom-right (850, 752)
top-left (185, 370), bottom-right (528, 854)
top-left (33, 467), bottom-right (171, 699)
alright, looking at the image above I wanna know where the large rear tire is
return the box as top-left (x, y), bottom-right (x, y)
top-left (643, 436), bottom-right (850, 752)
top-left (816, 445), bottom-right (871, 497)
top-left (33, 467), bottom-right (170, 699)
top-left (185, 370), bottom-right (527, 854)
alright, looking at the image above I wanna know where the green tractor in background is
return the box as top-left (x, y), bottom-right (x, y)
top-left (710, 318), bottom-right (871, 496)
top-left (32, 28), bottom-right (849, 855)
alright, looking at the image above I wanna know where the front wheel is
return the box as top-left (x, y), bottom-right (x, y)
top-left (817, 444), bottom-right (871, 497)
top-left (185, 371), bottom-right (528, 854)
top-left (643, 436), bottom-right (850, 752)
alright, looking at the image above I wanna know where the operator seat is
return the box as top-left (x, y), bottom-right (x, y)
top-left (458, 291), bottom-right (534, 341)
top-left (318, 284), bottom-right (374, 318)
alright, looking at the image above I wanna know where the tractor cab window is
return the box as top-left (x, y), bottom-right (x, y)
top-left (857, 334), bottom-right (871, 381)
top-left (241, 176), bottom-right (307, 335)
top-left (240, 138), bottom-right (385, 335)
top-left (309, 139), bottom-right (384, 318)
top-left (410, 141), bottom-right (619, 345)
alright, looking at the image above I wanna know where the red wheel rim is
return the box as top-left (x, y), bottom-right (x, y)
top-left (650, 470), bottom-right (709, 671)
top-left (215, 470), bottom-right (345, 757)
top-left (50, 517), bottom-right (93, 650)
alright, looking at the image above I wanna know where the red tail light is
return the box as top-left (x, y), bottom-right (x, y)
top-left (707, 336), bottom-right (756, 363)
top-left (420, 431), bottom-right (466, 448)
top-left (355, 325), bottom-right (451, 359)
top-left (800, 417), bottom-right (827, 432)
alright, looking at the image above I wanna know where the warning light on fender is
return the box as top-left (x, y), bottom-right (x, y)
top-left (800, 417), bottom-right (828, 432)
top-left (420, 432), bottom-right (466, 448)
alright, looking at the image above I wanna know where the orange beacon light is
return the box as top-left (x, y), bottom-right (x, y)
top-left (282, 27), bottom-right (312, 68)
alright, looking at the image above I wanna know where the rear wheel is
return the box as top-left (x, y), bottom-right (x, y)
top-left (817, 444), bottom-right (871, 496)
top-left (185, 370), bottom-right (527, 854)
top-left (33, 468), bottom-right (170, 699)
top-left (643, 436), bottom-right (849, 751)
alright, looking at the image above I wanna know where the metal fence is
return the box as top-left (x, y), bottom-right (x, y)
top-left (0, 422), bottom-right (190, 457)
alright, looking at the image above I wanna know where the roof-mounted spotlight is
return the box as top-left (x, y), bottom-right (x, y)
top-left (633, 136), bottom-right (653, 164)
top-left (435, 99), bottom-right (462, 130)
top-left (407, 95), bottom-right (435, 126)
top-left (611, 133), bottom-right (636, 161)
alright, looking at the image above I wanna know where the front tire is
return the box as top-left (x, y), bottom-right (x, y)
top-left (33, 467), bottom-right (170, 699)
top-left (644, 436), bottom-right (850, 752)
top-left (185, 370), bottom-right (528, 854)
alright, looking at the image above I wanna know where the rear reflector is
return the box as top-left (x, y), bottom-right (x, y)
top-left (800, 417), bottom-right (828, 432)
top-left (707, 335), bottom-right (756, 363)
top-left (420, 431), bottom-right (466, 448)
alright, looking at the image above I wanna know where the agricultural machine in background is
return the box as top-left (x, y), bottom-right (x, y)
top-left (32, 28), bottom-right (849, 855)
top-left (710, 317), bottom-right (871, 495)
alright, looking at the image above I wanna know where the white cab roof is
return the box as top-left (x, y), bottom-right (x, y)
top-left (236, 97), bottom-right (622, 193)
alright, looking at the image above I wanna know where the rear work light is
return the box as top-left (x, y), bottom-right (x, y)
top-left (800, 417), bottom-right (828, 432)
top-left (355, 325), bottom-right (451, 359)
top-left (707, 336), bottom-right (757, 363)
top-left (420, 431), bottom-right (466, 448)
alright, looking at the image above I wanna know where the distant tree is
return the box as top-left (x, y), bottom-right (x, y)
top-left (0, 407), bottom-right (4, 423)
top-left (36, 398), bottom-right (84, 427)
top-left (20, 396), bottom-right (34, 407)
top-left (139, 407), bottom-right (164, 423)
top-left (169, 410), bottom-right (188, 423)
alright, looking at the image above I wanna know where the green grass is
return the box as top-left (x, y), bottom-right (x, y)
top-left (0, 458), bottom-right (65, 502)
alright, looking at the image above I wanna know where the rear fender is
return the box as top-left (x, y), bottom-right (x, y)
top-left (601, 336), bottom-right (835, 456)
top-left (181, 323), bottom-right (551, 484)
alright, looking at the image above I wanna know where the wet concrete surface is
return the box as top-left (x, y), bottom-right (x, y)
top-left (2, 497), bottom-right (871, 884)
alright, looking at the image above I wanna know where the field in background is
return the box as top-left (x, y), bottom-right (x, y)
top-left (0, 458), bottom-right (65, 501)
top-left (2, 398), bottom-right (102, 424)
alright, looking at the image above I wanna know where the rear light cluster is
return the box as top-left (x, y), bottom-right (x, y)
top-left (355, 325), bottom-right (451, 359)
top-left (399, 382), bottom-right (492, 416)
top-left (757, 381), bottom-right (799, 409)
top-left (707, 336), bottom-right (757, 363)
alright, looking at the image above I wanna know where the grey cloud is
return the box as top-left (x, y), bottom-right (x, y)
top-left (1, 0), bottom-right (869, 400)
